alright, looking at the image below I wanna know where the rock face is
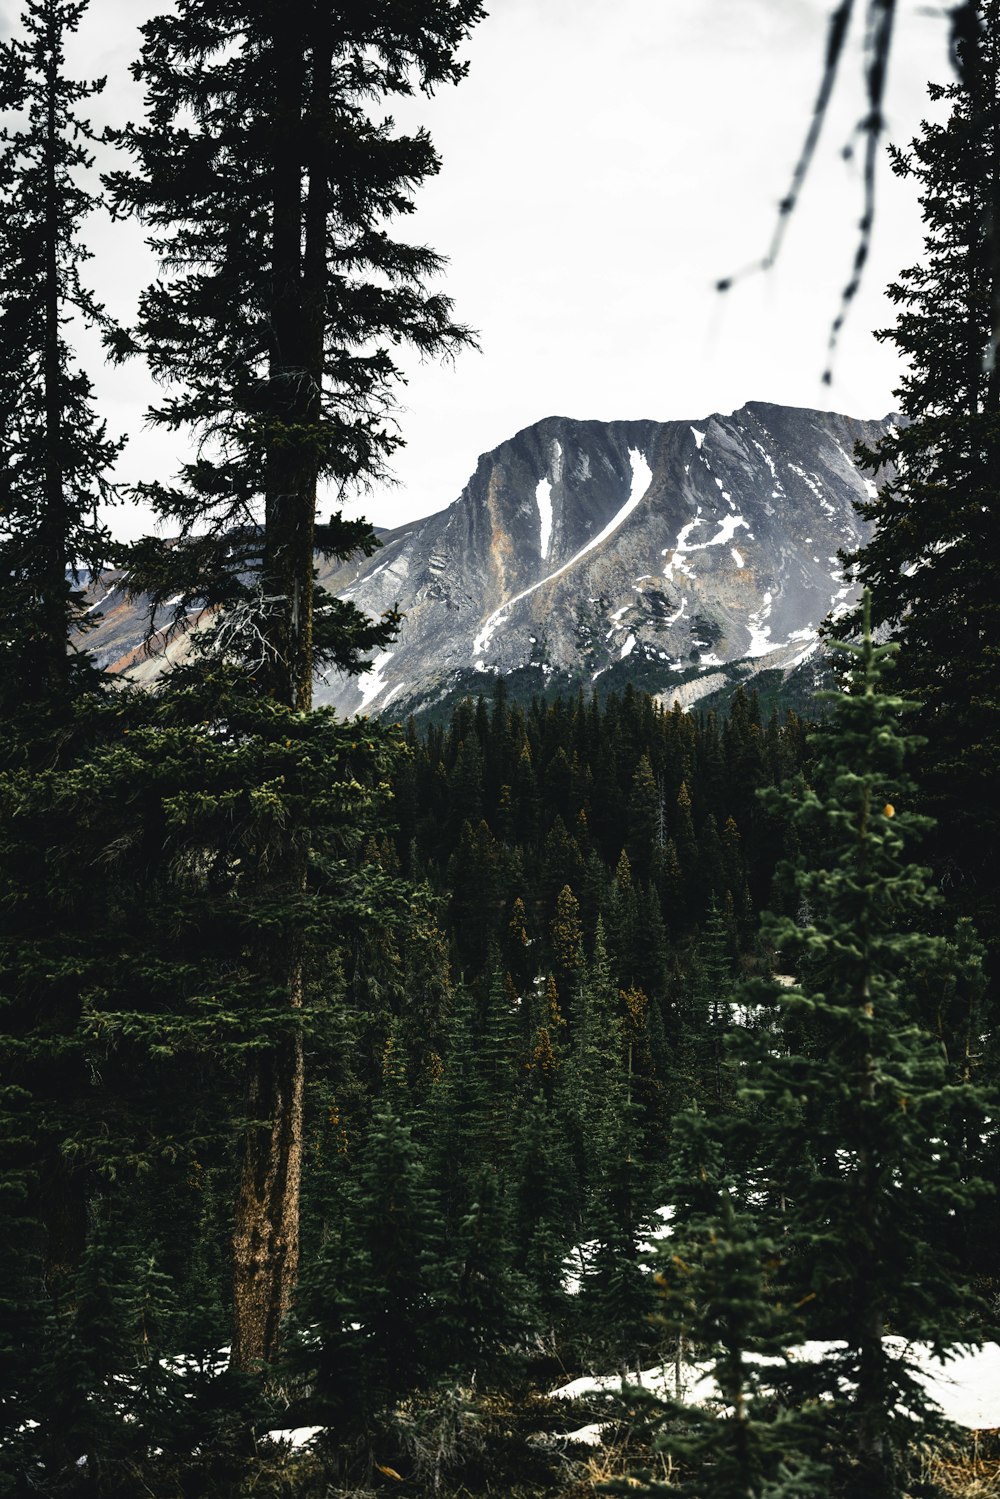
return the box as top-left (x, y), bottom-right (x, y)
top-left (82, 401), bottom-right (893, 715)
top-left (315, 402), bottom-right (893, 716)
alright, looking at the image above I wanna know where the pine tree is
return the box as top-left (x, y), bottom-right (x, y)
top-left (0, 1), bottom-right (125, 1461)
top-left (738, 598), bottom-right (992, 1496)
top-left (842, 2), bottom-right (1000, 958)
top-left (550, 882), bottom-right (585, 1000)
top-left (0, 0), bottom-right (121, 708)
top-left (104, 1), bottom-right (483, 1369)
top-left (291, 1099), bottom-right (440, 1446)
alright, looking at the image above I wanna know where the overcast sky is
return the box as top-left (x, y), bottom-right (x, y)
top-left (3, 0), bottom-right (953, 536)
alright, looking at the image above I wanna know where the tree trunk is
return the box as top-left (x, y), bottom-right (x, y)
top-left (41, 0), bottom-right (67, 693)
top-left (231, 1000), bottom-right (305, 1370)
top-left (230, 5), bottom-right (332, 1371)
top-left (230, 9), bottom-right (309, 1372)
top-left (855, 933), bottom-right (890, 1493)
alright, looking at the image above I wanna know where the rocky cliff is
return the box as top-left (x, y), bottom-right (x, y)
top-left (82, 401), bottom-right (893, 716)
top-left (314, 401), bottom-right (893, 717)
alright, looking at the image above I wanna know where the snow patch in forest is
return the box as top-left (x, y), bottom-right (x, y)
top-left (550, 1340), bottom-right (1000, 1432)
top-left (471, 449), bottom-right (652, 664)
top-left (266, 1427), bottom-right (323, 1448)
top-left (560, 1423), bottom-right (605, 1446)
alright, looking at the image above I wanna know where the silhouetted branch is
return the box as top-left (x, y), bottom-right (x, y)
top-left (719, 1), bottom-right (979, 383)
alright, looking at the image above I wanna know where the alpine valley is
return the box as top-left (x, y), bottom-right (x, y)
top-left (86, 401), bottom-right (895, 717)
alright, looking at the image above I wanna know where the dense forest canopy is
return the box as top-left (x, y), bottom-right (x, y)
top-left (0, 2), bottom-right (999, 1497)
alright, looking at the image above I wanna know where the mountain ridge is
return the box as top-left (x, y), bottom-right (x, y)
top-left (313, 400), bottom-right (894, 716)
top-left (82, 401), bottom-right (894, 716)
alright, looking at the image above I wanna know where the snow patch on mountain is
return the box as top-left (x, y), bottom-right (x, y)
top-left (472, 447), bottom-right (652, 666)
top-left (746, 592), bottom-right (774, 656)
top-left (663, 508), bottom-right (748, 581)
top-left (356, 650), bottom-right (394, 712)
top-left (536, 477), bottom-right (553, 560)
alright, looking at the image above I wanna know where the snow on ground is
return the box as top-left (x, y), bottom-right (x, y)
top-left (472, 448), bottom-right (652, 666)
top-left (342, 548), bottom-right (407, 596)
top-left (785, 626), bottom-right (820, 668)
top-left (266, 1426), bottom-right (323, 1448)
top-left (562, 1210), bottom-right (674, 1297)
top-left (620, 634), bottom-right (636, 659)
top-left (731, 548), bottom-right (745, 568)
top-left (665, 595), bottom-right (687, 627)
top-left (827, 565), bottom-right (854, 621)
top-left (559, 1422), bottom-right (605, 1446)
top-left (85, 587), bottom-right (119, 615)
top-left (551, 1341), bottom-right (1000, 1432)
top-left (691, 427), bottom-right (706, 450)
top-left (536, 476), bottom-right (554, 560)
top-left (662, 513), bottom-right (703, 582)
top-left (355, 650), bottom-right (394, 712)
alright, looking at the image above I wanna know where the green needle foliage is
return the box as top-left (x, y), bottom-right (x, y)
top-left (623, 597), bottom-right (993, 1499)
top-left (0, 0), bottom-right (122, 709)
top-left (103, 0), bottom-right (484, 703)
top-left (738, 596), bottom-right (993, 1497)
top-left (842, 1), bottom-right (1000, 959)
top-left (622, 1113), bottom-right (828, 1499)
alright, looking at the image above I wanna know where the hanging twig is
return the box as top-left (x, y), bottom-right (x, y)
top-left (718, 1), bottom-right (977, 382)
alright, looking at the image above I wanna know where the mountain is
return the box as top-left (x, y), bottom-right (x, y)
top-left (82, 401), bottom-right (893, 716)
top-left (313, 401), bottom-right (893, 717)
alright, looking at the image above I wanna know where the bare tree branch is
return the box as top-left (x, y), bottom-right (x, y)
top-left (719, 1), bottom-right (979, 382)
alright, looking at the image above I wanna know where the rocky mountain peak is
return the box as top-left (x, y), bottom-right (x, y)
top-left (315, 402), bottom-right (894, 717)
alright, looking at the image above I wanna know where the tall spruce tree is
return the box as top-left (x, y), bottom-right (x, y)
top-left (0, 2), bottom-right (123, 1468)
top-left (737, 599), bottom-right (991, 1496)
top-left (842, 0), bottom-right (1000, 958)
top-left (104, 0), bottom-right (483, 1370)
top-left (0, 0), bottom-right (121, 708)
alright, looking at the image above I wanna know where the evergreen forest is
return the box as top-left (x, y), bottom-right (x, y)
top-left (2, 2), bottom-right (1000, 1496)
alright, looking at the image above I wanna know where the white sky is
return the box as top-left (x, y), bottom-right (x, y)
top-left (2, 0), bottom-right (954, 538)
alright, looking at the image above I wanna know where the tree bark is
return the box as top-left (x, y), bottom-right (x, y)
top-left (41, 0), bottom-right (67, 693)
top-left (231, 996), bottom-right (305, 1370)
top-left (231, 4), bottom-right (332, 1371)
